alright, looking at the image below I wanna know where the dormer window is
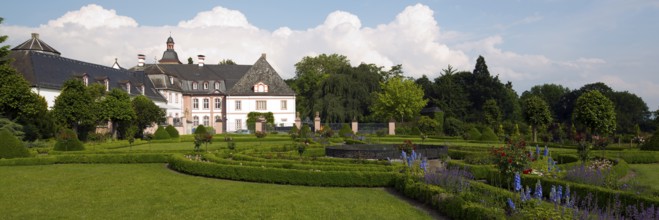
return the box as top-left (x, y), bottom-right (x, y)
top-left (203, 82), bottom-right (209, 90)
top-left (169, 76), bottom-right (174, 85)
top-left (126, 82), bottom-right (131, 94)
top-left (82, 75), bottom-right (88, 86)
top-left (104, 79), bottom-right (109, 91)
top-left (254, 82), bottom-right (268, 93)
top-left (140, 85), bottom-right (145, 95)
top-left (214, 82), bottom-right (220, 90)
top-left (192, 82), bottom-right (198, 90)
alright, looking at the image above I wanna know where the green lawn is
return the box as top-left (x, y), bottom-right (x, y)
top-left (629, 163), bottom-right (659, 192)
top-left (0, 164), bottom-right (433, 219)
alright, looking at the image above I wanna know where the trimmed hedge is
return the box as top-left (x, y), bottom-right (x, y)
top-left (479, 127), bottom-right (498, 142)
top-left (0, 129), bottom-right (30, 159)
top-left (153, 126), bottom-right (170, 140)
top-left (168, 154), bottom-right (398, 187)
top-left (203, 154), bottom-right (395, 172)
top-left (54, 129), bottom-right (85, 151)
top-left (165, 125), bottom-right (179, 138)
top-left (0, 153), bottom-right (170, 166)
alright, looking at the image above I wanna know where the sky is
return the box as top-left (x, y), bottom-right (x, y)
top-left (1, 0), bottom-right (658, 109)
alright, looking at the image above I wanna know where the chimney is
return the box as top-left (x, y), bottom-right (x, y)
top-left (31, 33), bottom-right (39, 39)
top-left (261, 53), bottom-right (266, 59)
top-left (197, 55), bottom-right (205, 67)
top-left (137, 54), bottom-right (145, 67)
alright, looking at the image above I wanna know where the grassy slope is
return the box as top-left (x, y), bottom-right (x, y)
top-left (0, 164), bottom-right (432, 219)
top-left (629, 163), bottom-right (659, 192)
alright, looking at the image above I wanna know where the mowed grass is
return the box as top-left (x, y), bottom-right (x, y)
top-left (629, 163), bottom-right (659, 192)
top-left (0, 164), bottom-right (433, 220)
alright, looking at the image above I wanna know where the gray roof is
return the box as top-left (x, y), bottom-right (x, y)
top-left (228, 55), bottom-right (296, 96)
top-left (11, 33), bottom-right (61, 56)
top-left (9, 50), bottom-right (166, 103)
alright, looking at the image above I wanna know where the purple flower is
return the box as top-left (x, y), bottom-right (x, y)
top-left (534, 180), bottom-right (543, 199)
top-left (557, 185), bottom-right (563, 203)
top-left (507, 198), bottom-right (516, 211)
top-left (411, 150), bottom-right (417, 161)
top-left (401, 150), bottom-right (407, 161)
top-left (544, 145), bottom-right (549, 157)
top-left (514, 172), bottom-right (522, 191)
top-left (536, 145), bottom-right (540, 157)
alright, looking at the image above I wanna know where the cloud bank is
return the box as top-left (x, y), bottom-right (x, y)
top-left (3, 3), bottom-right (656, 108)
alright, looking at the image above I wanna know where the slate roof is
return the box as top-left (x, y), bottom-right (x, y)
top-left (12, 33), bottom-right (61, 56)
top-left (228, 55), bottom-right (296, 96)
top-left (9, 50), bottom-right (166, 103)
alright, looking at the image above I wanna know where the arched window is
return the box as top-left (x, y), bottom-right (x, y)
top-left (82, 75), bottom-right (88, 86)
top-left (203, 116), bottom-right (210, 126)
top-left (193, 116), bottom-right (199, 126)
top-left (214, 82), bottom-right (220, 90)
top-left (192, 82), bottom-right (198, 90)
top-left (203, 82), bottom-right (209, 90)
top-left (193, 99), bottom-right (199, 109)
top-left (214, 98), bottom-right (221, 109)
top-left (203, 98), bottom-right (209, 109)
top-left (254, 82), bottom-right (268, 93)
top-left (215, 115), bottom-right (221, 122)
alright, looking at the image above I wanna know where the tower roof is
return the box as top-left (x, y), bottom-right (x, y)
top-left (167, 36), bottom-right (174, 44)
top-left (11, 33), bottom-right (61, 56)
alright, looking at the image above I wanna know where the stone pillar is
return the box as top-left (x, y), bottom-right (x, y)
top-left (388, 119), bottom-right (396, 135)
top-left (295, 112), bottom-right (301, 129)
top-left (255, 117), bottom-right (265, 133)
top-left (314, 112), bottom-right (321, 132)
top-left (351, 117), bottom-right (358, 134)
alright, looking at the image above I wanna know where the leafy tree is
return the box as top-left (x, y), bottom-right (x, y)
top-left (444, 117), bottom-right (463, 136)
top-left (218, 59), bottom-right (236, 65)
top-left (521, 84), bottom-right (570, 119)
top-left (609, 91), bottom-right (649, 134)
top-left (299, 124), bottom-right (312, 139)
top-left (641, 129), bottom-right (659, 151)
top-left (522, 96), bottom-right (553, 142)
top-left (187, 57), bottom-right (193, 64)
top-left (246, 112), bottom-right (274, 131)
top-left (0, 117), bottom-right (24, 139)
top-left (0, 17), bottom-right (10, 65)
top-left (132, 95), bottom-right (165, 137)
top-left (433, 67), bottom-right (470, 119)
top-left (371, 77), bottom-right (427, 123)
top-left (0, 128), bottom-right (30, 159)
top-left (338, 124), bottom-right (353, 138)
top-left (417, 116), bottom-right (439, 135)
top-left (53, 79), bottom-right (96, 134)
top-left (482, 99), bottom-right (502, 129)
top-left (415, 75), bottom-right (434, 107)
top-left (292, 54), bottom-right (351, 119)
top-left (193, 125), bottom-right (212, 152)
top-left (125, 125), bottom-right (138, 151)
top-left (0, 63), bottom-right (51, 140)
top-left (99, 88), bottom-right (136, 139)
top-left (573, 90), bottom-right (616, 136)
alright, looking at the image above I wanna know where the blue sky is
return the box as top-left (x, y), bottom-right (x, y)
top-left (1, 0), bottom-right (658, 109)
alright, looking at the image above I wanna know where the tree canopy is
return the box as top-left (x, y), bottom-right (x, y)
top-left (132, 95), bottom-right (165, 137)
top-left (371, 77), bottom-right (427, 123)
top-left (573, 90), bottom-right (616, 135)
top-left (522, 95), bottom-right (552, 142)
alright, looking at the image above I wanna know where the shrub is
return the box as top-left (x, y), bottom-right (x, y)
top-left (254, 131), bottom-right (267, 138)
top-left (417, 116), bottom-right (439, 135)
top-left (444, 117), bottom-right (463, 136)
top-left (153, 126), bottom-right (170, 140)
top-left (165, 125), bottom-right (179, 138)
top-left (53, 128), bottom-right (85, 151)
top-left (0, 128), bottom-right (30, 159)
top-left (464, 127), bottom-right (481, 140)
top-left (300, 124), bottom-right (312, 139)
top-left (479, 127), bottom-right (499, 141)
top-left (194, 125), bottom-right (207, 135)
top-left (641, 129), bottom-right (659, 151)
top-left (289, 124), bottom-right (299, 139)
top-left (339, 124), bottom-right (353, 138)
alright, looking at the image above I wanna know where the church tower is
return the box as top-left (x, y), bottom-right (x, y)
top-left (158, 36), bottom-right (182, 64)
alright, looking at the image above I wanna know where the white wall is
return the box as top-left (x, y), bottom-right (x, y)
top-left (31, 87), bottom-right (60, 109)
top-left (225, 95), bottom-right (296, 132)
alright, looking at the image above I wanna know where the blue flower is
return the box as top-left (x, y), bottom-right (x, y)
top-left (544, 145), bottom-right (549, 157)
top-left (550, 185), bottom-right (557, 203)
top-left (420, 158), bottom-right (427, 172)
top-left (401, 150), bottom-right (407, 161)
top-left (507, 198), bottom-right (516, 211)
top-left (557, 185), bottom-right (563, 203)
top-left (514, 172), bottom-right (522, 191)
top-left (534, 180), bottom-right (543, 199)
top-left (411, 150), bottom-right (417, 161)
top-left (535, 145), bottom-right (540, 157)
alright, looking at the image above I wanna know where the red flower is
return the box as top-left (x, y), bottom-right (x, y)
top-left (523, 169), bottom-right (532, 174)
top-left (508, 158), bottom-right (512, 164)
top-left (501, 152), bottom-right (506, 157)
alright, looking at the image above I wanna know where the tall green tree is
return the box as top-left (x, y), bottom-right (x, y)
top-left (609, 91), bottom-right (650, 134)
top-left (483, 99), bottom-right (502, 129)
top-left (99, 88), bottom-right (136, 139)
top-left (433, 67), bottom-right (470, 119)
top-left (573, 90), bottom-right (616, 136)
top-left (0, 18), bottom-right (10, 65)
top-left (522, 96), bottom-right (552, 142)
top-left (53, 79), bottom-right (96, 134)
top-left (292, 54), bottom-right (351, 119)
top-left (521, 84), bottom-right (570, 119)
top-left (131, 95), bottom-right (165, 137)
top-left (371, 77), bottom-right (427, 123)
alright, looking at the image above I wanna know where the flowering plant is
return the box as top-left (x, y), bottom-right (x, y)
top-left (490, 140), bottom-right (531, 177)
top-left (397, 140), bottom-right (416, 154)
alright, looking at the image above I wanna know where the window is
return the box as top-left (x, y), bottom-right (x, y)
top-left (235, 101), bottom-right (241, 110)
top-left (193, 116), bottom-right (199, 126)
top-left (168, 93), bottom-right (172, 102)
top-left (82, 76), bottom-right (88, 86)
top-left (281, 118), bottom-right (288, 122)
top-left (169, 76), bottom-right (174, 85)
top-left (140, 85), bottom-right (145, 95)
top-left (126, 82), bottom-right (131, 94)
top-left (235, 119), bottom-right (242, 130)
top-left (256, 100), bottom-right (267, 110)
top-left (193, 99), bottom-right (199, 109)
top-left (203, 98), bottom-right (209, 109)
top-left (175, 94), bottom-right (178, 103)
top-left (192, 82), bottom-right (198, 90)
top-left (214, 98), bottom-right (221, 109)
top-left (203, 116), bottom-right (210, 126)
top-left (214, 82), bottom-right (220, 90)
top-left (215, 115), bottom-right (221, 122)
top-left (254, 82), bottom-right (268, 93)
top-left (203, 82), bottom-right (209, 90)
top-left (281, 100), bottom-right (287, 110)
top-left (104, 79), bottom-right (109, 91)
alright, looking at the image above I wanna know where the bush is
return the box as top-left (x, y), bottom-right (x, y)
top-left (444, 117), bottom-right (463, 137)
top-left (165, 125), bottom-right (179, 138)
top-left (254, 131), bottom-right (267, 138)
top-left (153, 126), bottom-right (171, 140)
top-left (194, 125), bottom-right (207, 135)
top-left (479, 127), bottom-right (498, 141)
top-left (0, 128), bottom-right (30, 159)
top-left (53, 128), bottom-right (85, 151)
top-left (641, 129), bottom-right (659, 151)
top-left (417, 116), bottom-right (439, 135)
top-left (339, 124), bottom-right (353, 138)
top-left (464, 127), bottom-right (481, 140)
top-left (299, 124), bottom-right (312, 139)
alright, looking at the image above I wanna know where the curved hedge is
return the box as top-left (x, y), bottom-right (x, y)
top-left (168, 154), bottom-right (398, 187)
top-left (0, 153), bottom-right (171, 166)
top-left (203, 154), bottom-right (396, 172)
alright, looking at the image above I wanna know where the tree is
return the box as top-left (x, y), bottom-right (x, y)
top-left (573, 90), bottom-right (616, 136)
top-left (417, 116), bottom-right (439, 135)
top-left (521, 84), bottom-right (570, 119)
top-left (522, 96), bottom-right (553, 142)
top-left (52, 79), bottom-right (96, 134)
top-left (433, 67), bottom-right (470, 119)
top-left (99, 88), bottom-right (136, 139)
top-left (187, 57), bottom-right (193, 64)
top-left (0, 18), bottom-right (10, 65)
top-left (482, 99), bottom-right (502, 129)
top-left (132, 95), bottom-right (165, 137)
top-left (0, 63), bottom-right (51, 140)
top-left (371, 77), bottom-right (427, 123)
top-left (292, 54), bottom-right (351, 119)
top-left (218, 59), bottom-right (236, 65)
top-left (609, 91), bottom-right (650, 134)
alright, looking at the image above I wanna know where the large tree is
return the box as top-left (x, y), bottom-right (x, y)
top-left (53, 79), bottom-right (96, 134)
top-left (0, 18), bottom-right (10, 65)
top-left (522, 96), bottom-right (552, 142)
top-left (609, 91), bottom-right (650, 134)
top-left (521, 83), bottom-right (570, 119)
top-left (132, 95), bottom-right (165, 137)
top-left (482, 99), bottom-right (502, 129)
top-left (573, 90), bottom-right (616, 136)
top-left (371, 77), bottom-right (427, 123)
top-left (99, 88), bottom-right (136, 138)
top-left (292, 54), bottom-right (351, 119)
top-left (432, 66), bottom-right (470, 119)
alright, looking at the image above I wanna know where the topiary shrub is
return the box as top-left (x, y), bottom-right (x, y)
top-left (339, 124), bottom-right (353, 138)
top-left (153, 126), bottom-right (170, 140)
top-left (464, 127), bottom-right (481, 140)
top-left (53, 128), bottom-right (85, 151)
top-left (300, 124), bottom-right (312, 139)
top-left (479, 127), bottom-right (499, 142)
top-left (165, 125), bottom-right (179, 138)
top-left (0, 128), bottom-right (30, 158)
top-left (444, 117), bottom-right (463, 137)
top-left (641, 129), bottom-right (659, 151)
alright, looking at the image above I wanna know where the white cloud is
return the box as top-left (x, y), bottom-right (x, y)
top-left (45, 4), bottom-right (137, 29)
top-left (177, 6), bottom-right (257, 30)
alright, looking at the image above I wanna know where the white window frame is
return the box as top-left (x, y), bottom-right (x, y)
top-left (193, 99), bottom-right (199, 109)
top-left (235, 100), bottom-right (241, 110)
top-left (203, 116), bottom-right (209, 126)
top-left (192, 82), bottom-right (198, 90)
top-left (193, 116), bottom-right (199, 126)
top-left (214, 82), bottom-right (220, 90)
top-left (203, 82), bottom-right (209, 90)
top-left (214, 98), bottom-right (221, 109)
top-left (203, 98), bottom-right (209, 109)
top-left (235, 119), bottom-right (242, 130)
top-left (281, 100), bottom-right (287, 110)
top-left (256, 100), bottom-right (267, 110)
